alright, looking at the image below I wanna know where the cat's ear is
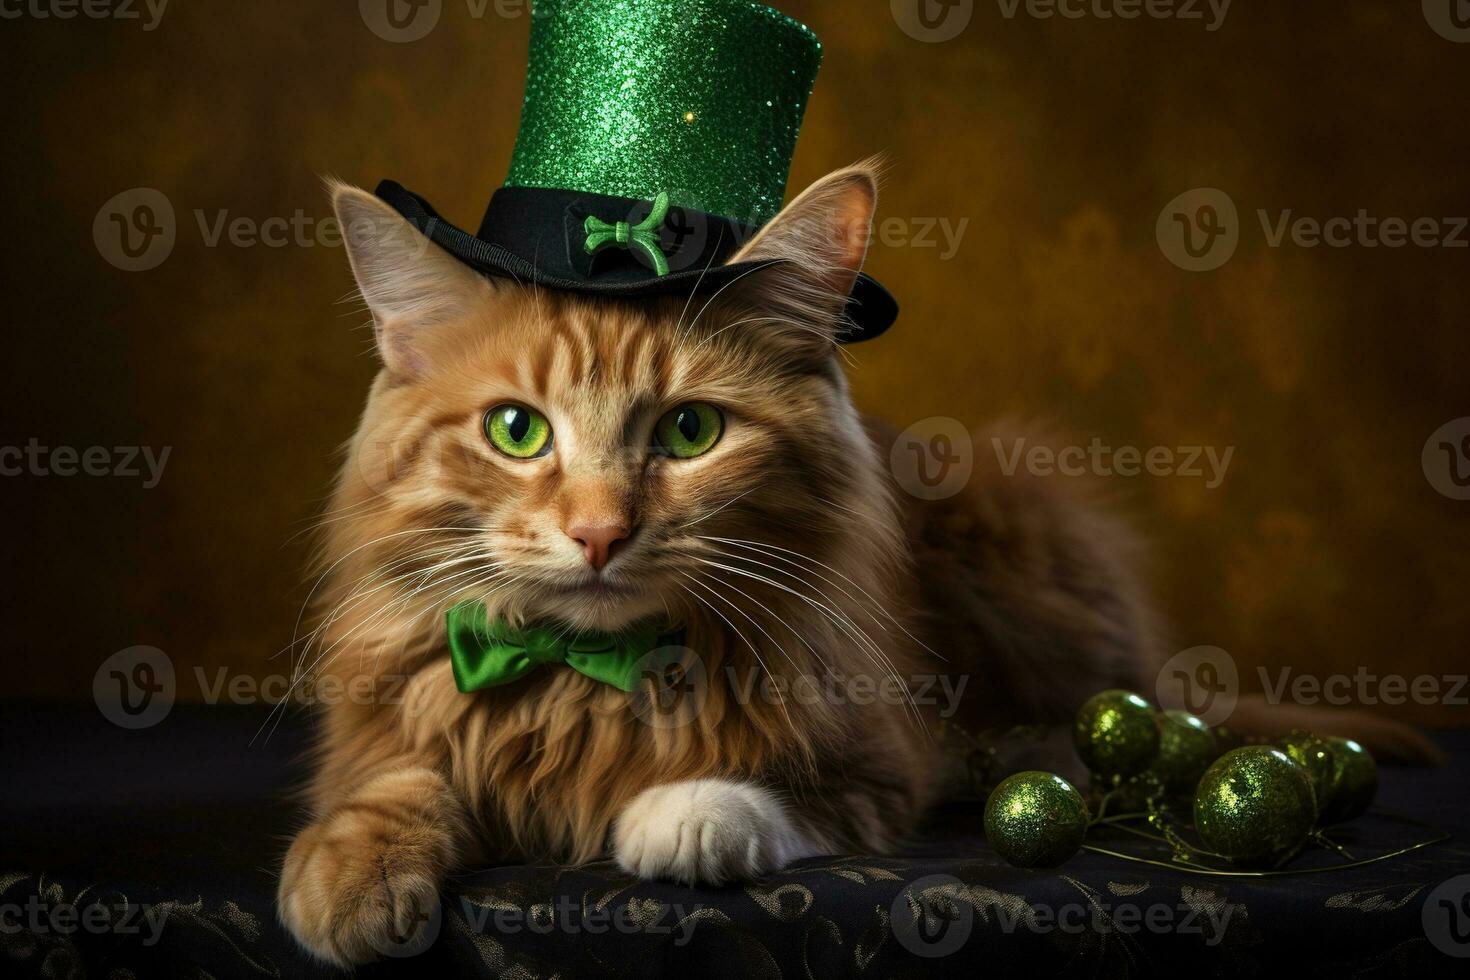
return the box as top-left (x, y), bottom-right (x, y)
top-left (329, 179), bottom-right (494, 377)
top-left (720, 159), bottom-right (880, 357)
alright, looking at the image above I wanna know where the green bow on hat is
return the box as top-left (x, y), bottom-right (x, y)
top-left (447, 601), bottom-right (677, 694)
top-left (583, 191), bottom-right (672, 275)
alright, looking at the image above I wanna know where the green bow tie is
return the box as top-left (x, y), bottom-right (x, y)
top-left (446, 602), bottom-right (674, 694)
top-left (583, 191), bottom-right (671, 276)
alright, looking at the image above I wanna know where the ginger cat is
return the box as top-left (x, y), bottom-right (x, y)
top-left (277, 163), bottom-right (1426, 966)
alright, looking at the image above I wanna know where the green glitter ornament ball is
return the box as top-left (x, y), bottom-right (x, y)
top-left (1194, 747), bottom-right (1316, 864)
top-left (984, 771), bottom-right (1090, 869)
top-left (1154, 710), bottom-right (1217, 795)
top-left (1320, 737), bottom-right (1378, 824)
top-left (1074, 690), bottom-right (1161, 778)
top-left (1277, 732), bottom-right (1336, 815)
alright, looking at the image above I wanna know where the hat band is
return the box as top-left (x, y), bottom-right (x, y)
top-left (372, 179), bottom-right (900, 342)
top-left (477, 186), bottom-right (759, 282)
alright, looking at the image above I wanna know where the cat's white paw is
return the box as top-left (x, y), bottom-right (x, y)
top-left (613, 779), bottom-right (816, 885)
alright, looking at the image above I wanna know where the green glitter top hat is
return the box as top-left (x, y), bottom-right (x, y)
top-left (506, 0), bottom-right (821, 226)
top-left (374, 0), bottom-right (897, 341)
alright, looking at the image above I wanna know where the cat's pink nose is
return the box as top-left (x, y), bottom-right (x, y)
top-left (567, 522), bottom-right (631, 571)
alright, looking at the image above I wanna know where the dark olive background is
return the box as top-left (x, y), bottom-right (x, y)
top-left (4, 1), bottom-right (1468, 724)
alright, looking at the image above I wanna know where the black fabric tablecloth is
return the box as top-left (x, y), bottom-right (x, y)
top-left (3, 704), bottom-right (1468, 978)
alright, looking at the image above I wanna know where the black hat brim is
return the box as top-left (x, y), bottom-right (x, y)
top-left (374, 181), bottom-right (896, 343)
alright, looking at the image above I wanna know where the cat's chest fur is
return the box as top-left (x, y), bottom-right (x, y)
top-left (386, 637), bottom-right (874, 863)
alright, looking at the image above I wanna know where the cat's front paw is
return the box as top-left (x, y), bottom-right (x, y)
top-left (277, 769), bottom-right (458, 966)
top-left (613, 779), bottom-right (817, 885)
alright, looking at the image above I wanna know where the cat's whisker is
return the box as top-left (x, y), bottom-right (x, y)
top-left (703, 533), bottom-right (945, 663)
top-left (695, 537), bottom-right (890, 636)
top-left (678, 486), bottom-right (759, 529)
top-left (807, 492), bottom-right (874, 525)
top-left (656, 588), bottom-right (677, 627)
top-left (691, 554), bottom-right (890, 674)
top-left (285, 543), bottom-right (494, 670)
top-left (689, 314), bottom-right (790, 353)
top-left (284, 524), bottom-right (486, 671)
top-left (684, 570), bottom-right (806, 676)
top-left (271, 541), bottom-right (485, 678)
top-left (263, 572), bottom-right (484, 742)
top-left (672, 577), bottom-right (795, 734)
top-left (693, 541), bottom-right (937, 714)
top-left (681, 259), bottom-right (786, 335)
top-left (307, 555), bottom-right (501, 673)
top-left (261, 559), bottom-right (504, 743)
top-left (687, 568), bottom-right (830, 677)
top-left (698, 547), bottom-right (918, 723)
top-left (313, 541), bottom-right (495, 614)
top-left (692, 555), bottom-right (925, 731)
top-left (286, 499), bottom-right (406, 545)
top-left (690, 555), bottom-right (882, 669)
top-left (378, 561), bottom-right (514, 677)
top-left (673, 231), bottom-right (727, 339)
top-left (284, 496), bottom-right (390, 544)
top-left (286, 528), bottom-right (488, 675)
top-left (262, 555), bottom-right (502, 741)
top-left (365, 565), bottom-right (511, 682)
top-left (325, 543), bottom-right (497, 610)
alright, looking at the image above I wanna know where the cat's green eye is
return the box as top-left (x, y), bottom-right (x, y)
top-left (485, 404), bottom-right (552, 459)
top-left (654, 403), bottom-right (723, 459)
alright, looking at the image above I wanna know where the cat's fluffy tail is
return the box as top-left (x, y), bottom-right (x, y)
top-left (1224, 695), bottom-right (1445, 765)
top-left (888, 417), bottom-right (1442, 768)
